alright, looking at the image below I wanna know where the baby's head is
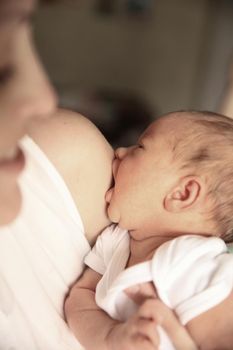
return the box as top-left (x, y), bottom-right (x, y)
top-left (106, 110), bottom-right (233, 243)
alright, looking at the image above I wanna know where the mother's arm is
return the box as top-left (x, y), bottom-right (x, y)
top-left (28, 108), bottom-right (114, 244)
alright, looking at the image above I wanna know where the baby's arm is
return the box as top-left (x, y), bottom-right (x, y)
top-left (65, 267), bottom-right (117, 350)
top-left (186, 291), bottom-right (233, 350)
top-left (65, 268), bottom-right (163, 350)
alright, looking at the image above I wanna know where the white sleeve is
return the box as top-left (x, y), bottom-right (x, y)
top-left (84, 224), bottom-right (127, 275)
top-left (151, 235), bottom-right (233, 325)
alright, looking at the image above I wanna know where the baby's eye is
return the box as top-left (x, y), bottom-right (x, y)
top-left (0, 66), bottom-right (14, 85)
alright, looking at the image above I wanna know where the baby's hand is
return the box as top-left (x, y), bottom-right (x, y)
top-left (125, 281), bottom-right (157, 305)
top-left (106, 299), bottom-right (161, 350)
top-left (125, 283), bottom-right (197, 350)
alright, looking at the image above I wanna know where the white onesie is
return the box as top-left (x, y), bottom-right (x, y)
top-left (0, 136), bottom-right (90, 350)
top-left (85, 224), bottom-right (233, 349)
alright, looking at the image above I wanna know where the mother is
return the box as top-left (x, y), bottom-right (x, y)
top-left (0, 0), bottom-right (197, 349)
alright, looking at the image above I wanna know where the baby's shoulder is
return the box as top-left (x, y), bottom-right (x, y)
top-left (156, 235), bottom-right (228, 262)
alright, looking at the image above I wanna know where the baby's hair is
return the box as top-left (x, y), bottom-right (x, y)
top-left (168, 110), bottom-right (233, 243)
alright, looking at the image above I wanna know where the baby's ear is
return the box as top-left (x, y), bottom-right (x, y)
top-left (164, 176), bottom-right (203, 212)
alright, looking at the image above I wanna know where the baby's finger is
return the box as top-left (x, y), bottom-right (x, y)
top-left (145, 299), bottom-right (198, 350)
top-left (159, 312), bottom-right (197, 349)
top-left (135, 299), bottom-right (163, 323)
top-left (131, 333), bottom-right (159, 350)
top-left (125, 282), bottom-right (157, 305)
top-left (134, 318), bottom-right (160, 348)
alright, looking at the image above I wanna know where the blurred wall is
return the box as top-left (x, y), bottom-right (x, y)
top-left (195, 0), bottom-right (233, 112)
top-left (35, 0), bottom-right (213, 115)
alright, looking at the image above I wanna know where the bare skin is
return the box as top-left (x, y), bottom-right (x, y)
top-left (28, 109), bottom-right (114, 244)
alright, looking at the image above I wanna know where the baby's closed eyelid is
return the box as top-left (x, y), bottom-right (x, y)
top-left (135, 142), bottom-right (144, 150)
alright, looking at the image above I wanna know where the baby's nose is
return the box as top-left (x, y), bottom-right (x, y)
top-left (115, 147), bottom-right (128, 159)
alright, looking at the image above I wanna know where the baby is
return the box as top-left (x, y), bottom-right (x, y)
top-left (65, 110), bottom-right (233, 350)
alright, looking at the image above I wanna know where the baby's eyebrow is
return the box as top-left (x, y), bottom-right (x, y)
top-left (138, 131), bottom-right (152, 145)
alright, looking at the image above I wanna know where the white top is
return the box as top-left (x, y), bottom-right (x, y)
top-left (0, 136), bottom-right (90, 350)
top-left (85, 225), bottom-right (233, 347)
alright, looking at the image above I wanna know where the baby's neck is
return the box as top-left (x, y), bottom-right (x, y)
top-left (127, 234), bottom-right (173, 267)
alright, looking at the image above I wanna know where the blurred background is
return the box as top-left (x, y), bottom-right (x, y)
top-left (35, 0), bottom-right (233, 146)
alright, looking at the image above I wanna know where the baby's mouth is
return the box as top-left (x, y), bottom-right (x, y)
top-left (105, 187), bottom-right (114, 203)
